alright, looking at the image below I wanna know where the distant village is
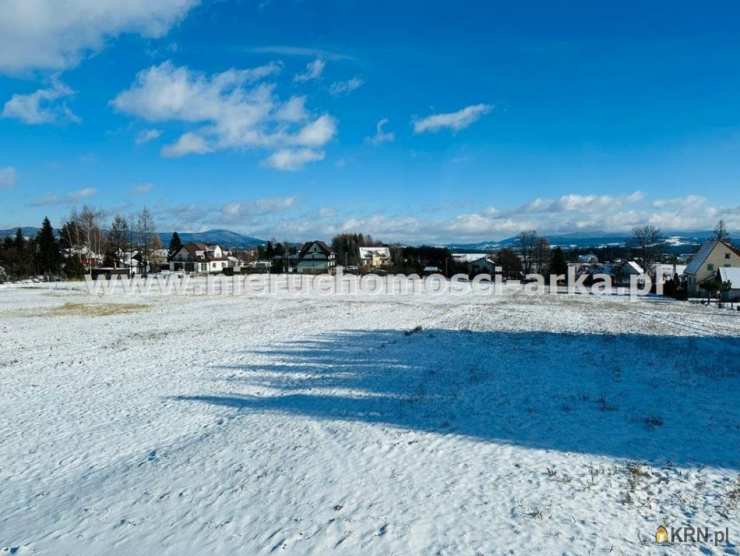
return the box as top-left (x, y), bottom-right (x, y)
top-left (0, 207), bottom-right (739, 304)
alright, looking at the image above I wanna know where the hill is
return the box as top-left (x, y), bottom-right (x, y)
top-left (159, 229), bottom-right (265, 248)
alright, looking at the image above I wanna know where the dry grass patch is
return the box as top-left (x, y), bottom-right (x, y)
top-left (46, 302), bottom-right (150, 317)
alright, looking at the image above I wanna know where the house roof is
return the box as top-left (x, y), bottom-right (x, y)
top-left (359, 246), bottom-right (390, 257)
top-left (624, 261), bottom-right (644, 274)
top-left (299, 240), bottom-right (333, 258)
top-left (178, 243), bottom-right (225, 262)
top-left (719, 267), bottom-right (740, 287)
top-left (684, 239), bottom-right (740, 275)
top-left (452, 253), bottom-right (488, 263)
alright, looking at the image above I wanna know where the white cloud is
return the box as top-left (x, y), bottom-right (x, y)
top-left (438, 193), bottom-right (734, 241)
top-left (84, 191), bottom-right (739, 244)
top-left (367, 118), bottom-right (395, 145)
top-left (30, 187), bottom-right (96, 207)
top-left (291, 114), bottom-right (337, 148)
top-left (113, 61), bottom-right (335, 168)
top-left (264, 148), bottom-right (324, 171)
top-left (652, 195), bottom-right (706, 209)
top-left (111, 61), bottom-right (282, 123)
top-left (222, 196), bottom-right (297, 220)
top-left (0, 166), bottom-right (17, 189)
top-left (135, 128), bottom-right (162, 144)
top-left (329, 77), bottom-right (364, 96)
top-left (294, 59), bottom-right (325, 82)
top-left (0, 0), bottom-right (199, 74)
top-left (161, 132), bottom-right (212, 158)
top-left (275, 96), bottom-right (308, 122)
top-left (2, 77), bottom-right (79, 124)
top-left (413, 103), bottom-right (492, 134)
top-left (520, 192), bottom-right (645, 214)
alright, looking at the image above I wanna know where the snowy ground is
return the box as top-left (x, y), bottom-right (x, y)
top-left (1, 277), bottom-right (739, 555)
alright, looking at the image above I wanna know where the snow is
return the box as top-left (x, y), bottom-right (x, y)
top-left (1, 278), bottom-right (739, 555)
top-left (451, 253), bottom-right (488, 263)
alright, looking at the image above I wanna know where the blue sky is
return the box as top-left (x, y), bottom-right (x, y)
top-left (1, 0), bottom-right (739, 242)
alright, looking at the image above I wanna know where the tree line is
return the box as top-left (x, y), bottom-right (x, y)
top-left (0, 207), bottom-right (163, 282)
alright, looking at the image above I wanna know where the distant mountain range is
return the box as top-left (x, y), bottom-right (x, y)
top-left (447, 230), bottom-right (718, 252)
top-left (159, 229), bottom-right (264, 248)
top-left (0, 227), bottom-right (723, 251)
top-left (0, 227), bottom-right (43, 240)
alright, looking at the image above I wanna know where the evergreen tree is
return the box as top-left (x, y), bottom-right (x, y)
top-left (59, 220), bottom-right (82, 250)
top-left (497, 248), bottom-right (523, 279)
top-left (35, 217), bottom-right (61, 277)
top-left (169, 231), bottom-right (183, 256)
top-left (714, 220), bottom-right (730, 241)
top-left (9, 228), bottom-right (33, 278)
top-left (64, 254), bottom-right (85, 280)
top-left (14, 228), bottom-right (24, 251)
top-left (548, 246), bottom-right (568, 277)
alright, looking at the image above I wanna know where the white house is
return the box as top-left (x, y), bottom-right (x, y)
top-left (169, 243), bottom-right (228, 273)
top-left (358, 246), bottom-right (391, 271)
top-left (683, 239), bottom-right (740, 296)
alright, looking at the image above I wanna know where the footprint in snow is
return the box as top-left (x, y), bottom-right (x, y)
top-left (1, 548), bottom-right (34, 556)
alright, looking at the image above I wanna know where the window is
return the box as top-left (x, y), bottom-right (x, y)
top-left (707, 264), bottom-right (714, 271)
top-left (726, 253), bottom-right (731, 259)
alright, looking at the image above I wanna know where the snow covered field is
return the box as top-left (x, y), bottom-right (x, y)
top-left (1, 278), bottom-right (739, 555)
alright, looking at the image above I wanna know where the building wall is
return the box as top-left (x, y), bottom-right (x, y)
top-left (688, 243), bottom-right (740, 294)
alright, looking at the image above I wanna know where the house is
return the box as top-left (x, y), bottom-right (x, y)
top-left (297, 241), bottom-right (335, 274)
top-left (682, 239), bottom-right (740, 296)
top-left (622, 261), bottom-right (644, 276)
top-left (470, 257), bottom-right (497, 274)
top-left (247, 260), bottom-right (273, 273)
top-left (452, 253), bottom-right (496, 275)
top-left (452, 253), bottom-right (488, 264)
top-left (358, 246), bottom-right (391, 271)
top-left (578, 253), bottom-right (599, 264)
top-left (651, 263), bottom-right (687, 285)
top-left (719, 267), bottom-right (740, 302)
top-left (64, 246), bottom-right (103, 268)
top-left (169, 243), bottom-right (228, 273)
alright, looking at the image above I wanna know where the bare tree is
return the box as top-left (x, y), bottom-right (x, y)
top-left (518, 230), bottom-right (538, 274)
top-left (65, 206), bottom-right (106, 271)
top-left (134, 208), bottom-right (158, 274)
top-left (632, 224), bottom-right (660, 272)
top-left (108, 214), bottom-right (130, 267)
top-left (533, 237), bottom-right (551, 274)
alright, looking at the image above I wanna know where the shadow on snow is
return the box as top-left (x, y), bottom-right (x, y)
top-left (175, 329), bottom-right (740, 469)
